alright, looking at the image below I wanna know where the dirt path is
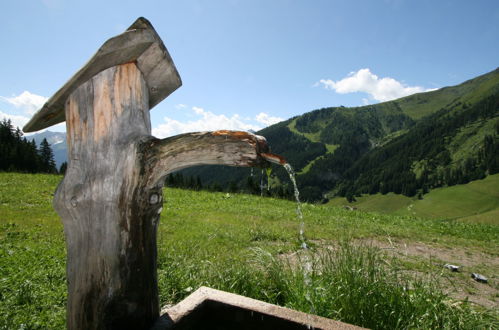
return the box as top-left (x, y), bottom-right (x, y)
top-left (281, 238), bottom-right (498, 309)
top-left (358, 238), bottom-right (498, 309)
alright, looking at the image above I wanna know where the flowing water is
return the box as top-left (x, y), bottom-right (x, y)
top-left (260, 154), bottom-right (308, 251)
top-left (282, 162), bottom-right (314, 316)
top-left (283, 163), bottom-right (307, 250)
top-left (260, 154), bottom-right (313, 310)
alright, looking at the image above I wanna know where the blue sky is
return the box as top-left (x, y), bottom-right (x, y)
top-left (1, 0), bottom-right (498, 137)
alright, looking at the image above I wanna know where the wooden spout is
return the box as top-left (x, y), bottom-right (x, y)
top-left (260, 152), bottom-right (287, 165)
top-left (143, 130), bottom-right (271, 189)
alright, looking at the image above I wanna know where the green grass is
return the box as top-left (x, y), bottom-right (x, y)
top-left (298, 148), bottom-right (338, 174)
top-left (288, 117), bottom-right (322, 142)
top-left (329, 173), bottom-right (499, 225)
top-left (328, 192), bottom-right (412, 214)
top-left (288, 118), bottom-right (337, 151)
top-left (0, 173), bottom-right (66, 329)
top-left (287, 118), bottom-right (338, 174)
top-left (462, 208), bottom-right (499, 224)
top-left (1, 172), bottom-right (498, 329)
top-left (406, 175), bottom-right (499, 222)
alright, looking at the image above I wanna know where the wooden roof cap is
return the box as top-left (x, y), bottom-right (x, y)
top-left (23, 17), bottom-right (182, 132)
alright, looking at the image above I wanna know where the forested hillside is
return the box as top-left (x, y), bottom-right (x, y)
top-left (0, 119), bottom-right (60, 174)
top-left (338, 94), bottom-right (499, 199)
top-left (182, 68), bottom-right (499, 202)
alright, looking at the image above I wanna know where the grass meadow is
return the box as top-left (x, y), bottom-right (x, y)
top-left (328, 173), bottom-right (499, 225)
top-left (0, 172), bottom-right (498, 329)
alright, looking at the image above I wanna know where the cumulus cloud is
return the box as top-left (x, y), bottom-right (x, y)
top-left (255, 112), bottom-right (283, 126)
top-left (0, 111), bottom-right (30, 129)
top-left (152, 106), bottom-right (263, 138)
top-left (318, 68), bottom-right (433, 102)
top-left (1, 91), bottom-right (48, 115)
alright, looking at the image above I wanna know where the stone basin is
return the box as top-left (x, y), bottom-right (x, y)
top-left (152, 287), bottom-right (364, 330)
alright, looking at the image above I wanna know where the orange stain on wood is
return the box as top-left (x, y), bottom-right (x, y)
top-left (66, 95), bottom-right (85, 155)
top-left (260, 152), bottom-right (287, 165)
top-left (93, 72), bottom-right (113, 142)
top-left (113, 63), bottom-right (144, 120)
top-left (65, 63), bottom-right (148, 146)
top-left (212, 130), bottom-right (254, 139)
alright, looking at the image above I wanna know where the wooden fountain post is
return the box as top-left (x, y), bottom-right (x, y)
top-left (23, 18), bottom-right (270, 330)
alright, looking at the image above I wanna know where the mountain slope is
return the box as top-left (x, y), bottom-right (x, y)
top-left (339, 93), bottom-right (498, 197)
top-left (183, 68), bottom-right (499, 201)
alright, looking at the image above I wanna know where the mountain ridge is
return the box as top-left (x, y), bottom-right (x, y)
top-left (182, 68), bottom-right (499, 201)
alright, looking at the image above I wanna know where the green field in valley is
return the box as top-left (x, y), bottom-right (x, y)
top-left (328, 173), bottom-right (499, 224)
top-left (0, 172), bottom-right (498, 329)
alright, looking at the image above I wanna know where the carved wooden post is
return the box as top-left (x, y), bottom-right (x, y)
top-left (23, 18), bottom-right (270, 329)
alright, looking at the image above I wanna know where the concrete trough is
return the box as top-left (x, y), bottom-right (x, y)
top-left (152, 286), bottom-right (364, 330)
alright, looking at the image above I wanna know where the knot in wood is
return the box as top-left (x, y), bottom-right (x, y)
top-left (149, 193), bottom-right (160, 205)
top-left (70, 196), bottom-right (77, 207)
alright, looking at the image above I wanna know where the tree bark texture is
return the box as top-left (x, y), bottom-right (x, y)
top-left (53, 62), bottom-right (269, 329)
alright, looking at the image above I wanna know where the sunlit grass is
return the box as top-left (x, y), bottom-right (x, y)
top-left (1, 173), bottom-right (497, 329)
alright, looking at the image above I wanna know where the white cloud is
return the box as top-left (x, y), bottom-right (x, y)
top-left (175, 103), bottom-right (187, 109)
top-left (0, 111), bottom-right (66, 134)
top-left (318, 68), bottom-right (434, 102)
top-left (152, 106), bottom-right (262, 138)
top-left (255, 112), bottom-right (283, 126)
top-left (1, 91), bottom-right (48, 115)
top-left (0, 111), bottom-right (30, 130)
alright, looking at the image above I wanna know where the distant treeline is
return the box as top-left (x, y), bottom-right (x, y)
top-left (165, 171), bottom-right (295, 199)
top-left (0, 119), bottom-right (66, 174)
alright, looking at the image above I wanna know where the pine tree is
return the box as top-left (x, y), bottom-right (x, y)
top-left (59, 162), bottom-right (68, 175)
top-left (39, 138), bottom-right (57, 173)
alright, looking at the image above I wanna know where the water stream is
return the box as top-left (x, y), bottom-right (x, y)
top-left (261, 153), bottom-right (314, 314)
top-left (283, 163), bottom-right (307, 250)
top-left (260, 154), bottom-right (307, 249)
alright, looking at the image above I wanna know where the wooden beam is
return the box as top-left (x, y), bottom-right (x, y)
top-left (23, 17), bottom-right (181, 133)
top-left (143, 130), bottom-right (270, 189)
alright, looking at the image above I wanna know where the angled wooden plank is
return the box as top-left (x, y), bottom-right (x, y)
top-left (23, 17), bottom-right (181, 132)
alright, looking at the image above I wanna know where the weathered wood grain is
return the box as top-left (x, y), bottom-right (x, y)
top-left (54, 63), bottom-right (156, 329)
top-left (143, 130), bottom-right (270, 189)
top-left (53, 63), bottom-right (270, 329)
